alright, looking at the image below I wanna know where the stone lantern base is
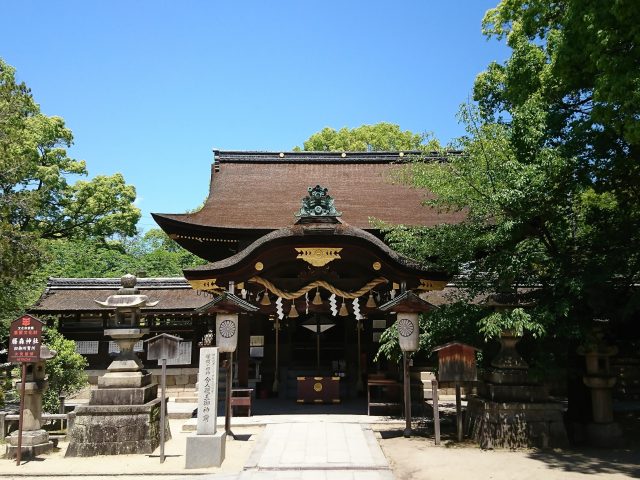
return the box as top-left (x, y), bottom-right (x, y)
top-left (65, 399), bottom-right (170, 457)
top-left (466, 397), bottom-right (568, 449)
top-left (6, 429), bottom-right (54, 459)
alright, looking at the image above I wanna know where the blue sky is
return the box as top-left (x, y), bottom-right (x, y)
top-left (2, 1), bottom-right (508, 232)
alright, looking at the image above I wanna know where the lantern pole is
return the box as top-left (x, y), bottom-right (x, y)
top-left (378, 292), bottom-right (434, 440)
top-left (403, 351), bottom-right (412, 438)
top-left (225, 352), bottom-right (233, 437)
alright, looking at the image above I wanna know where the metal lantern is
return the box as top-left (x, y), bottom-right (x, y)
top-left (379, 290), bottom-right (434, 438)
top-left (397, 312), bottom-right (419, 352)
top-left (216, 313), bottom-right (239, 353)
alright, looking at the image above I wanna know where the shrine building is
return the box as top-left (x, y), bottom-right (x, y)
top-left (30, 150), bottom-right (463, 403)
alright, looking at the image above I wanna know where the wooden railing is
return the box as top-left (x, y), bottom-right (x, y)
top-left (0, 412), bottom-right (75, 439)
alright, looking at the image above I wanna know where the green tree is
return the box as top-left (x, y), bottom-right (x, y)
top-left (296, 122), bottom-right (440, 152)
top-left (381, 0), bottom-right (640, 363)
top-left (0, 58), bottom-right (140, 283)
top-left (0, 57), bottom-right (141, 346)
top-left (41, 326), bottom-right (88, 413)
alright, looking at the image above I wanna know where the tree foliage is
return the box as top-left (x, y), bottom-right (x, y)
top-left (0, 58), bottom-right (140, 283)
top-left (296, 122), bottom-right (441, 152)
top-left (1, 229), bottom-right (205, 337)
top-left (382, 0), bottom-right (640, 358)
top-left (41, 326), bottom-right (88, 413)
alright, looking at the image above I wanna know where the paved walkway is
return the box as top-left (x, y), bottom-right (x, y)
top-left (236, 422), bottom-right (394, 480)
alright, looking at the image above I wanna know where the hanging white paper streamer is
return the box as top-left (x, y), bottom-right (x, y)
top-left (329, 293), bottom-right (338, 316)
top-left (305, 292), bottom-right (309, 315)
top-left (276, 297), bottom-right (284, 320)
top-left (352, 298), bottom-right (363, 320)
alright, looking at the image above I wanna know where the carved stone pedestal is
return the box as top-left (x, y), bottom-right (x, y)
top-left (6, 429), bottom-right (54, 459)
top-left (65, 343), bottom-right (169, 457)
top-left (466, 332), bottom-right (568, 448)
top-left (466, 397), bottom-right (568, 449)
top-left (65, 400), bottom-right (168, 456)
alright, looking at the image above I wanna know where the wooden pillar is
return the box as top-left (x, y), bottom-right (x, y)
top-left (237, 314), bottom-right (250, 387)
top-left (403, 352), bottom-right (412, 437)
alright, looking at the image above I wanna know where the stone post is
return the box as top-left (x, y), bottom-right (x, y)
top-left (186, 347), bottom-right (225, 468)
top-left (577, 328), bottom-right (624, 447)
top-left (6, 346), bottom-right (56, 459)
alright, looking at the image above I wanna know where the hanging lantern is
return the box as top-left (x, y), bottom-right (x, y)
top-left (339, 298), bottom-right (349, 317)
top-left (366, 291), bottom-right (377, 308)
top-left (397, 312), bottom-right (419, 352)
top-left (260, 290), bottom-right (271, 306)
top-left (312, 288), bottom-right (323, 305)
top-left (378, 291), bottom-right (434, 353)
top-left (216, 313), bottom-right (239, 352)
top-left (288, 301), bottom-right (299, 318)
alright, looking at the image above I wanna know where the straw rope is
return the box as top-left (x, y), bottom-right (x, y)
top-left (248, 276), bottom-right (387, 300)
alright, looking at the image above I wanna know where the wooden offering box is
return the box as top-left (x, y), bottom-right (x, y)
top-left (297, 376), bottom-right (340, 404)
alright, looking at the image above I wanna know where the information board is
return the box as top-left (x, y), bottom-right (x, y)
top-left (8, 314), bottom-right (43, 363)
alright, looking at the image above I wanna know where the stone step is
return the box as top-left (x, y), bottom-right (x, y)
top-left (175, 396), bottom-right (199, 403)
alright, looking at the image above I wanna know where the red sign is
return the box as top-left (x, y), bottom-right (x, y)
top-left (8, 314), bottom-right (43, 363)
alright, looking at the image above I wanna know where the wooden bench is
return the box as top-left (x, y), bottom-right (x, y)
top-left (367, 378), bottom-right (402, 415)
top-left (230, 388), bottom-right (253, 417)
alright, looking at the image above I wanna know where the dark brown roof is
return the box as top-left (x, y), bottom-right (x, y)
top-left (153, 150), bottom-right (465, 231)
top-left (29, 277), bottom-right (210, 314)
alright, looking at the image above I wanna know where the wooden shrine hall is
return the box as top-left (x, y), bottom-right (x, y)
top-left (31, 150), bottom-right (462, 404)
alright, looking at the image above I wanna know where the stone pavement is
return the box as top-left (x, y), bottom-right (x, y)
top-left (235, 422), bottom-right (394, 479)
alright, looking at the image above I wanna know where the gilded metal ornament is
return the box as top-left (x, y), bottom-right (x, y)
top-left (295, 247), bottom-right (342, 267)
top-left (417, 279), bottom-right (448, 291)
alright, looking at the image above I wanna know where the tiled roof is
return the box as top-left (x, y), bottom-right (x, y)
top-left (29, 277), bottom-right (210, 313)
top-left (153, 150), bottom-right (465, 231)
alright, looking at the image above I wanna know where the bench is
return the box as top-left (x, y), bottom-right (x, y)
top-left (367, 378), bottom-right (402, 415)
top-left (230, 388), bottom-right (253, 417)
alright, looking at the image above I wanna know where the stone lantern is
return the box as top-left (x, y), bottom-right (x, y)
top-left (577, 324), bottom-right (623, 447)
top-left (66, 274), bottom-right (164, 457)
top-left (379, 290), bottom-right (434, 437)
top-left (94, 273), bottom-right (158, 389)
top-left (465, 293), bottom-right (568, 449)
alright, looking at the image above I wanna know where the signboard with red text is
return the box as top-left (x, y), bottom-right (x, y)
top-left (8, 314), bottom-right (43, 363)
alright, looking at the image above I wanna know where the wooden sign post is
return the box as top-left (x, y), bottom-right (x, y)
top-left (432, 342), bottom-right (480, 443)
top-left (8, 314), bottom-right (44, 466)
top-left (145, 333), bottom-right (182, 463)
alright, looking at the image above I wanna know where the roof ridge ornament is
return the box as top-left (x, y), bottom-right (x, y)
top-left (296, 185), bottom-right (342, 220)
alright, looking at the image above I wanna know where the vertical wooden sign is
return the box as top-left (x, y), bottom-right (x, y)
top-left (8, 314), bottom-right (44, 466)
top-left (8, 314), bottom-right (43, 363)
